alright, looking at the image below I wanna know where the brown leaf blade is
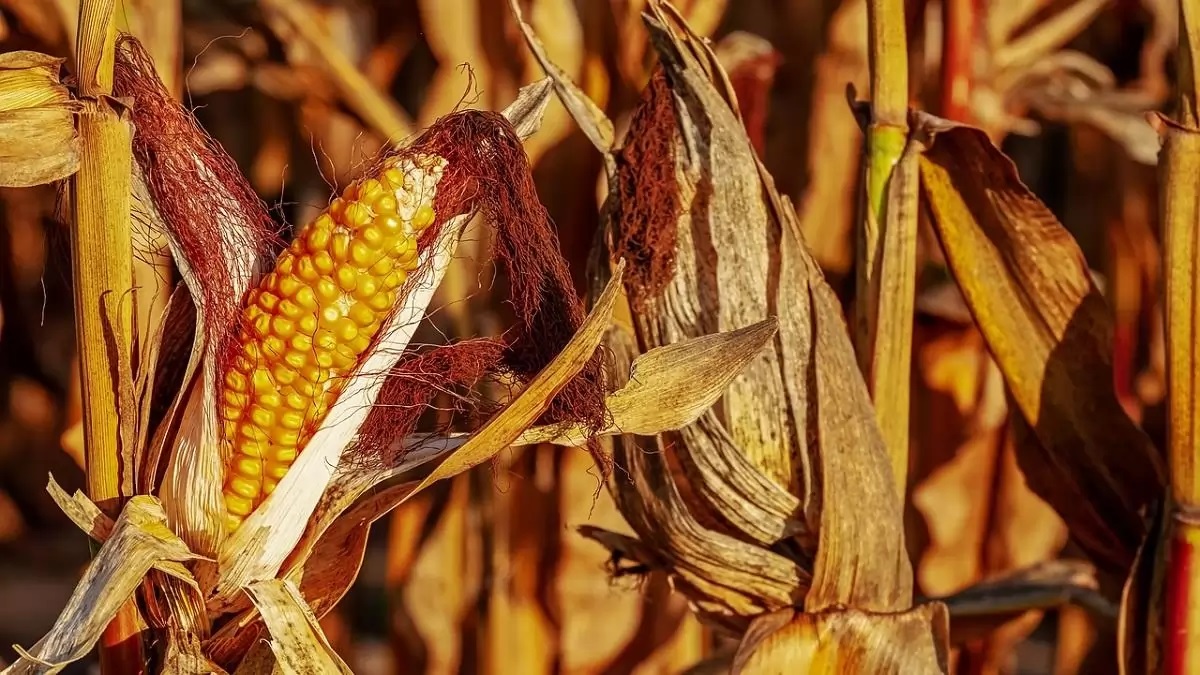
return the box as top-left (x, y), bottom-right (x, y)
top-left (916, 113), bottom-right (1164, 573)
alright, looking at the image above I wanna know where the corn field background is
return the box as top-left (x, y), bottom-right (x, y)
top-left (0, 0), bottom-right (1191, 673)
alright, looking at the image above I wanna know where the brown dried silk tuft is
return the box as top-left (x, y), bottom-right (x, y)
top-left (613, 69), bottom-right (682, 306)
top-left (113, 36), bottom-right (606, 501)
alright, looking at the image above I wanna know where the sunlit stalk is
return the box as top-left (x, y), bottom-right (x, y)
top-left (859, 0), bottom-right (916, 498)
top-left (1160, 2), bottom-right (1200, 673)
top-left (73, 0), bottom-right (144, 671)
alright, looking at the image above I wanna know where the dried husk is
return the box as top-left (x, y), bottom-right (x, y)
top-left (2, 490), bottom-right (200, 675)
top-left (729, 604), bottom-right (950, 674)
top-left (914, 111), bottom-right (1165, 574)
top-left (515, 0), bottom-right (921, 653)
top-left (0, 50), bottom-right (79, 187)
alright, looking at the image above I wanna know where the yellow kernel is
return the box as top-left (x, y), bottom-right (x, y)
top-left (300, 363), bottom-right (329, 384)
top-left (285, 390), bottom-right (308, 411)
top-left (251, 369), bottom-right (275, 393)
top-left (349, 334), bottom-right (371, 354)
top-left (262, 336), bottom-right (286, 359)
top-left (331, 348), bottom-right (356, 370)
top-left (271, 363), bottom-right (297, 386)
top-left (395, 238), bottom-right (418, 269)
top-left (251, 313), bottom-right (271, 337)
top-left (320, 305), bottom-right (342, 328)
top-left (248, 406), bottom-right (275, 429)
top-left (284, 350), bottom-right (308, 370)
top-left (376, 215), bottom-right (403, 234)
top-left (277, 276), bottom-right (302, 298)
top-left (298, 314), bottom-right (318, 335)
top-left (366, 291), bottom-right (394, 312)
top-left (225, 494), bottom-right (255, 516)
top-left (271, 316), bottom-right (296, 340)
top-left (294, 286), bottom-right (317, 311)
top-left (225, 370), bottom-right (248, 393)
top-left (350, 241), bottom-right (376, 267)
top-left (383, 167), bottom-right (404, 187)
top-left (329, 198), bottom-right (347, 221)
top-left (224, 513), bottom-right (244, 532)
top-left (315, 278), bottom-right (339, 302)
top-left (293, 378), bottom-right (316, 397)
top-left (259, 393), bottom-right (283, 412)
top-left (290, 333), bottom-right (313, 353)
top-left (271, 427), bottom-right (300, 446)
top-left (333, 318), bottom-right (358, 342)
top-left (224, 390), bottom-right (249, 409)
top-left (272, 446), bottom-right (299, 464)
top-left (233, 457), bottom-right (264, 478)
top-left (296, 257), bottom-right (320, 282)
top-left (359, 226), bottom-right (384, 248)
top-left (373, 195), bottom-right (398, 215)
top-left (313, 251), bottom-right (335, 275)
top-left (257, 292), bottom-right (279, 312)
top-left (349, 202), bottom-right (374, 228)
top-left (316, 351), bottom-right (335, 369)
top-left (263, 479), bottom-right (279, 496)
top-left (276, 257), bottom-right (295, 277)
top-left (336, 266), bottom-right (358, 292)
top-left (348, 303), bottom-right (375, 327)
top-left (413, 204), bottom-right (435, 229)
top-left (383, 271), bottom-right (406, 289)
top-left (331, 232), bottom-right (351, 262)
top-left (354, 277), bottom-right (379, 301)
top-left (306, 220), bottom-right (332, 253)
top-left (267, 463), bottom-right (291, 479)
top-left (262, 272), bottom-right (279, 294)
top-left (360, 179), bottom-right (384, 198)
top-left (314, 330), bottom-right (337, 352)
top-left (280, 411), bottom-right (304, 430)
top-left (228, 476), bottom-right (261, 499)
top-left (369, 257), bottom-right (394, 277)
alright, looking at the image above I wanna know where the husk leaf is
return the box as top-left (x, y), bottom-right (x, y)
top-left (2, 493), bottom-right (200, 674)
top-left (244, 579), bottom-right (351, 675)
top-left (0, 50), bottom-right (79, 186)
top-left (915, 111), bottom-right (1164, 573)
top-left (729, 605), bottom-right (950, 674)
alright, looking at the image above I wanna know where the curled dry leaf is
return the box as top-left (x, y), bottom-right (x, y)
top-left (245, 579), bottom-right (351, 675)
top-left (729, 604), bottom-right (950, 674)
top-left (3, 494), bottom-right (201, 675)
top-left (517, 0), bottom-right (915, 625)
top-left (914, 112), bottom-right (1164, 573)
top-left (0, 51), bottom-right (79, 187)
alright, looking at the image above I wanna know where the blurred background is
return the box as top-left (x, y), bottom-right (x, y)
top-left (0, 0), bottom-right (1172, 673)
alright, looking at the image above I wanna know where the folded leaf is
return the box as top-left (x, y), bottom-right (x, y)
top-left (0, 51), bottom-right (79, 186)
top-left (916, 112), bottom-right (1164, 573)
top-left (245, 579), bottom-right (350, 675)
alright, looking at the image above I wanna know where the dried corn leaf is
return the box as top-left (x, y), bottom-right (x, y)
top-left (730, 604), bottom-right (950, 674)
top-left (399, 259), bottom-right (622, 500)
top-left (0, 51), bottom-right (79, 186)
top-left (526, 1), bottom-right (912, 616)
top-left (915, 113), bottom-right (1164, 573)
top-left (3, 495), bottom-right (200, 674)
top-left (161, 629), bottom-right (228, 675)
top-left (927, 559), bottom-right (1111, 644)
top-left (245, 579), bottom-right (351, 675)
top-left (518, 318), bottom-right (781, 445)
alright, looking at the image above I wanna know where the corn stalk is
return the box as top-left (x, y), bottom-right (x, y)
top-left (71, 0), bottom-right (142, 672)
top-left (1159, 2), bottom-right (1200, 672)
top-left (858, 0), bottom-right (917, 496)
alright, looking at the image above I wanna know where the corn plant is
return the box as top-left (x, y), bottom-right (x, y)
top-left (0, 2), bottom-right (768, 671)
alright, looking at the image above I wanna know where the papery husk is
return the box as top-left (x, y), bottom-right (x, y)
top-left (0, 50), bottom-right (79, 187)
top-left (2, 488), bottom-right (201, 675)
top-left (244, 580), bottom-right (351, 675)
top-left (729, 604), bottom-right (950, 674)
top-left (914, 111), bottom-right (1164, 574)
top-left (518, 0), bottom-right (915, 626)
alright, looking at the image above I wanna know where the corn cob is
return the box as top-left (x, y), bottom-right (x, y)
top-left (220, 153), bottom-right (447, 531)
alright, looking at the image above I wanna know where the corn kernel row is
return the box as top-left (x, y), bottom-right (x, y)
top-left (220, 153), bottom-right (447, 530)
